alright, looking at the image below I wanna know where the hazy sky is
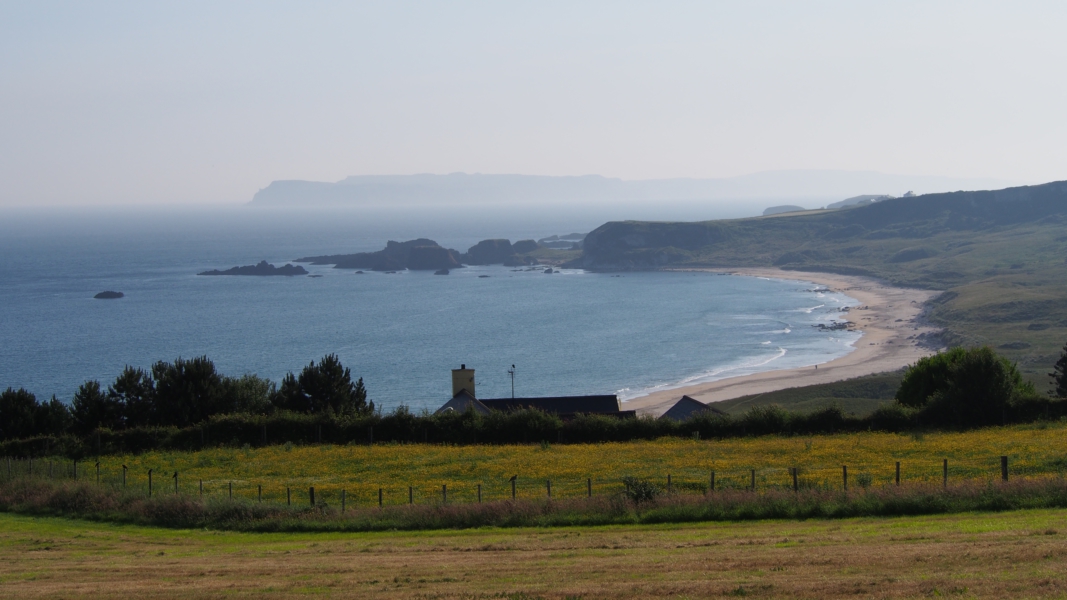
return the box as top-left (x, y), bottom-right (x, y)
top-left (2, 1), bottom-right (1065, 206)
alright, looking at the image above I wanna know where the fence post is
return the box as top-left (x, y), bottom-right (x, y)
top-left (409, 486), bottom-right (413, 504)
top-left (287, 487), bottom-right (291, 506)
top-left (341, 489), bottom-right (346, 513)
top-left (547, 480), bottom-right (551, 498)
top-left (792, 467), bottom-right (798, 492)
top-left (96, 462), bottom-right (100, 484)
top-left (587, 478), bottom-right (592, 498)
top-left (379, 487), bottom-right (383, 507)
top-left (842, 466), bottom-right (848, 491)
top-left (478, 483), bottom-right (482, 503)
top-left (943, 459), bottom-right (948, 488)
top-left (511, 478), bottom-right (517, 499)
top-left (750, 469), bottom-right (756, 491)
top-left (667, 474), bottom-right (672, 494)
top-left (895, 461), bottom-right (900, 486)
top-left (710, 471), bottom-right (715, 493)
top-left (258, 484), bottom-right (262, 502)
top-left (1000, 455), bottom-right (1008, 481)
top-left (148, 469), bottom-right (153, 497)
top-left (309, 486), bottom-right (315, 506)
top-left (122, 465), bottom-right (127, 488)
top-left (442, 484), bottom-right (447, 504)
top-left (199, 479), bottom-right (203, 498)
top-left (173, 471), bottom-right (178, 495)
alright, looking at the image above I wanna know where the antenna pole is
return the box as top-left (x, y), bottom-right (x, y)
top-left (508, 365), bottom-right (516, 398)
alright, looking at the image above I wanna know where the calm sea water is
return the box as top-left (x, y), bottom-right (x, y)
top-left (0, 205), bottom-right (859, 410)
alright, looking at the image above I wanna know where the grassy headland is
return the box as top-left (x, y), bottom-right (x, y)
top-left (570, 181), bottom-right (1067, 385)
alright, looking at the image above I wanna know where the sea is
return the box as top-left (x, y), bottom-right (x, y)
top-left (0, 203), bottom-right (861, 411)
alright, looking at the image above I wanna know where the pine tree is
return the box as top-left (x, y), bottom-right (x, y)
top-left (1051, 343), bottom-right (1067, 399)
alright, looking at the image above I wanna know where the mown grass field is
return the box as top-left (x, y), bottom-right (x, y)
top-left (2, 509), bottom-right (1067, 598)
top-left (28, 422), bottom-right (1067, 508)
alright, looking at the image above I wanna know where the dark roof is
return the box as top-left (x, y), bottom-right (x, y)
top-left (435, 390), bottom-right (491, 415)
top-left (479, 395), bottom-right (620, 415)
top-left (659, 395), bottom-right (726, 421)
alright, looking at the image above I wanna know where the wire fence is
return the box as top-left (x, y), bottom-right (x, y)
top-left (0, 454), bottom-right (1034, 509)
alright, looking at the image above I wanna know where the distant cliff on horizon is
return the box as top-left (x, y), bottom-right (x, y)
top-left (250, 171), bottom-right (1019, 207)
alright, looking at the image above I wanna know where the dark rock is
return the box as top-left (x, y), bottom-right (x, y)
top-left (544, 268), bottom-right (554, 274)
top-left (296, 238), bottom-right (464, 271)
top-left (308, 274), bottom-right (323, 278)
top-left (434, 269), bottom-right (449, 275)
top-left (465, 239), bottom-right (514, 265)
top-left (407, 245), bottom-right (463, 270)
top-left (198, 261), bottom-right (308, 276)
top-left (94, 291), bottom-right (124, 299)
top-left (478, 275), bottom-right (490, 278)
top-left (512, 239), bottom-right (540, 254)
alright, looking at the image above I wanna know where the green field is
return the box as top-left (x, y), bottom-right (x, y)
top-left (3, 510), bottom-right (1067, 598)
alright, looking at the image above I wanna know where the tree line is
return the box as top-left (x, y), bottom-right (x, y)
top-left (0, 354), bottom-right (371, 441)
top-left (2, 344), bottom-right (1066, 452)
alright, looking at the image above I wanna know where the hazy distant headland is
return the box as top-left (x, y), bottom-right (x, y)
top-left (249, 171), bottom-right (1019, 208)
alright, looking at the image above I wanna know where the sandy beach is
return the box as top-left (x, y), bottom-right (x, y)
top-left (624, 268), bottom-right (943, 416)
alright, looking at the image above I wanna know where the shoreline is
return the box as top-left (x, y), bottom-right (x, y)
top-left (622, 268), bottom-right (943, 416)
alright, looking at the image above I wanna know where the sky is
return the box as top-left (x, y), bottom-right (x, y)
top-left (2, 1), bottom-right (1066, 206)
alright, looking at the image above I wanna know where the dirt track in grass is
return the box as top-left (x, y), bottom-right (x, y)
top-left (3, 510), bottom-right (1067, 598)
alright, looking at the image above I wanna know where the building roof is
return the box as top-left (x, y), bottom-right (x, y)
top-left (479, 395), bottom-right (621, 415)
top-left (659, 395), bottom-right (726, 421)
top-left (435, 389), bottom-right (492, 415)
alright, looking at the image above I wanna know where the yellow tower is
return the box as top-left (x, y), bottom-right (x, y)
top-left (451, 364), bottom-right (476, 398)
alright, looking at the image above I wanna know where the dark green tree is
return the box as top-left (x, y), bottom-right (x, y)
top-left (71, 380), bottom-right (124, 433)
top-left (896, 346), bottom-right (1035, 427)
top-left (224, 374), bottom-right (275, 415)
top-left (108, 366), bottom-right (156, 427)
top-left (1050, 343), bottom-right (1067, 399)
top-left (36, 395), bottom-right (72, 436)
top-left (275, 354), bottom-right (372, 415)
top-left (151, 356), bottom-right (231, 427)
top-left (0, 388), bottom-right (40, 440)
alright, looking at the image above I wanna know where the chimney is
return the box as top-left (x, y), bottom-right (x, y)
top-left (451, 364), bottom-right (475, 398)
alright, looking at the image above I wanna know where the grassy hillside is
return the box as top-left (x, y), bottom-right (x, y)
top-left (714, 372), bottom-right (904, 417)
top-left (574, 181), bottom-right (1067, 384)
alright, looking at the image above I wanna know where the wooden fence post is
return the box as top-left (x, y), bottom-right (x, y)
top-left (587, 478), bottom-right (592, 498)
top-left (792, 467), bottom-right (798, 492)
top-left (341, 489), bottom-right (346, 513)
top-left (842, 465), bottom-right (848, 491)
top-left (442, 484), bottom-right (447, 504)
top-left (173, 471), bottom-right (178, 495)
top-left (547, 480), bottom-right (551, 498)
top-left (1001, 456), bottom-right (1008, 481)
top-left (96, 462), bottom-right (100, 484)
top-left (750, 469), bottom-right (756, 491)
top-left (309, 486), bottom-right (315, 506)
top-left (199, 479), bottom-right (203, 498)
top-left (148, 469), bottom-right (153, 497)
top-left (895, 461), bottom-right (900, 486)
top-left (511, 478), bottom-right (516, 499)
top-left (943, 459), bottom-right (948, 488)
top-left (409, 486), bottom-right (413, 505)
top-left (667, 474), bottom-right (672, 494)
top-left (287, 487), bottom-right (291, 506)
top-left (258, 485), bottom-right (262, 502)
top-left (710, 471), bottom-right (715, 493)
top-left (378, 487), bottom-right (383, 507)
top-left (478, 484), bottom-right (482, 503)
top-left (122, 465), bottom-right (127, 488)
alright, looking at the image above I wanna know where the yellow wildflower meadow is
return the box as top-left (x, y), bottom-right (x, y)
top-left (94, 423), bottom-right (1067, 507)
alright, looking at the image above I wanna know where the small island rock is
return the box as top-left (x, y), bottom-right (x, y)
top-left (198, 260), bottom-right (308, 276)
top-left (94, 291), bottom-right (124, 299)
